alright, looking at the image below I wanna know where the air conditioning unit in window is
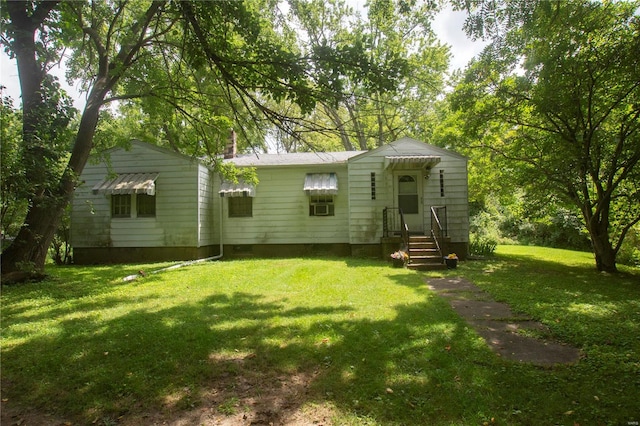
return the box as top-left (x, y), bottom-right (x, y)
top-left (313, 204), bottom-right (330, 216)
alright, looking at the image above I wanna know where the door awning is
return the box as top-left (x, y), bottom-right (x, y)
top-left (384, 155), bottom-right (441, 170)
top-left (304, 173), bottom-right (338, 195)
top-left (92, 173), bottom-right (159, 196)
top-left (219, 180), bottom-right (256, 197)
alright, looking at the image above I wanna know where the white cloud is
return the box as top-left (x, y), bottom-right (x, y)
top-left (432, 5), bottom-right (489, 72)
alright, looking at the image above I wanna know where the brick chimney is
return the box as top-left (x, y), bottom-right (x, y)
top-left (223, 129), bottom-right (237, 159)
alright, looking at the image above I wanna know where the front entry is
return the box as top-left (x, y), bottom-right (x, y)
top-left (395, 172), bottom-right (423, 233)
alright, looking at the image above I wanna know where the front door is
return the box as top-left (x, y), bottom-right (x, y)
top-left (395, 172), bottom-right (423, 233)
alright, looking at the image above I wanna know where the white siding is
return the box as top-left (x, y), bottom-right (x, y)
top-left (197, 165), bottom-right (216, 246)
top-left (71, 141), bottom-right (203, 248)
top-left (348, 137), bottom-right (469, 244)
top-left (220, 165), bottom-right (350, 244)
top-left (347, 157), bottom-right (389, 243)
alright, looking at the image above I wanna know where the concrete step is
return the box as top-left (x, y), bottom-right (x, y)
top-left (407, 262), bottom-right (447, 271)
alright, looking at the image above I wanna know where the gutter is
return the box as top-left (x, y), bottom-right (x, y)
top-left (123, 187), bottom-right (225, 281)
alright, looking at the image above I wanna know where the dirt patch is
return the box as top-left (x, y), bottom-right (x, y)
top-left (427, 277), bottom-right (581, 366)
top-left (1, 362), bottom-right (335, 426)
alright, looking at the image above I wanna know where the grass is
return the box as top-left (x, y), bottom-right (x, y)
top-left (1, 247), bottom-right (639, 425)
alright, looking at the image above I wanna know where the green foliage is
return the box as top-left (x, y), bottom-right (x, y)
top-left (0, 95), bottom-right (26, 241)
top-left (469, 235), bottom-right (498, 256)
top-left (617, 226), bottom-right (640, 267)
top-left (450, 0), bottom-right (640, 271)
top-left (514, 209), bottom-right (591, 251)
top-left (49, 205), bottom-right (72, 265)
top-left (272, 0), bottom-right (449, 151)
top-left (470, 194), bottom-right (591, 253)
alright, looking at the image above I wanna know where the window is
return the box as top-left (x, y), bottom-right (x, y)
top-left (111, 194), bottom-right (131, 218)
top-left (398, 175), bottom-right (419, 214)
top-left (111, 193), bottom-right (156, 218)
top-left (370, 172), bottom-right (376, 200)
top-left (309, 194), bottom-right (335, 216)
top-left (137, 194), bottom-right (156, 217)
top-left (439, 169), bottom-right (445, 197)
top-left (229, 197), bottom-right (252, 217)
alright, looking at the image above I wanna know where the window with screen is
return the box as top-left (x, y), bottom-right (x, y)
top-left (229, 197), bottom-right (253, 217)
top-left (309, 194), bottom-right (335, 216)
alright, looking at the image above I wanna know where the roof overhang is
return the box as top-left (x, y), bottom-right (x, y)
top-left (304, 173), bottom-right (338, 195)
top-left (92, 173), bottom-right (159, 196)
top-left (384, 155), bottom-right (441, 171)
top-left (219, 180), bottom-right (256, 197)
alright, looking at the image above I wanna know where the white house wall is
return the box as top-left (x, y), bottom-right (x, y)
top-left (71, 142), bottom-right (203, 248)
top-left (348, 138), bottom-right (469, 244)
top-left (220, 165), bottom-right (350, 244)
top-left (425, 158), bottom-right (469, 244)
top-left (197, 164), bottom-right (217, 246)
top-left (347, 156), bottom-right (389, 244)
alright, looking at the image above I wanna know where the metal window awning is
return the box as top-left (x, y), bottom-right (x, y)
top-left (384, 155), bottom-right (441, 170)
top-left (92, 173), bottom-right (159, 196)
top-left (304, 173), bottom-right (338, 195)
top-left (219, 180), bottom-right (256, 197)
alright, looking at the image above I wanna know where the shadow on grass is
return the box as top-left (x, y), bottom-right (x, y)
top-left (454, 252), bottom-right (640, 345)
top-left (2, 257), bottom-right (639, 425)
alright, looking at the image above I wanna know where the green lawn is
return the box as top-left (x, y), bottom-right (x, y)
top-left (1, 246), bottom-right (639, 425)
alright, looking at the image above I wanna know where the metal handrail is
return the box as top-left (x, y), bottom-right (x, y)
top-left (399, 208), bottom-right (409, 253)
top-left (383, 207), bottom-right (409, 252)
top-left (430, 206), bottom-right (446, 259)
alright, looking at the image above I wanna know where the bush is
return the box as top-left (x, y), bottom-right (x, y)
top-left (515, 209), bottom-right (590, 251)
top-left (617, 226), bottom-right (640, 267)
top-left (470, 235), bottom-right (498, 256)
top-left (49, 206), bottom-right (72, 265)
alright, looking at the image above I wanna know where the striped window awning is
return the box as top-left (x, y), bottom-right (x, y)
top-left (384, 155), bottom-right (441, 170)
top-left (219, 180), bottom-right (256, 197)
top-left (92, 173), bottom-right (159, 196)
top-left (304, 173), bottom-right (338, 195)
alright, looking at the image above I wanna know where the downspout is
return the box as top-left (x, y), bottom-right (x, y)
top-left (123, 185), bottom-right (224, 281)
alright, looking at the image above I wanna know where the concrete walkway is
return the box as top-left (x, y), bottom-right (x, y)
top-left (427, 277), bottom-right (581, 366)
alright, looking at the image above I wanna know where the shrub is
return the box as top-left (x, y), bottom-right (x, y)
top-left (469, 234), bottom-right (498, 256)
top-left (617, 226), bottom-right (640, 267)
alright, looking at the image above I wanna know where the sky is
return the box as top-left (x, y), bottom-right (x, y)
top-left (433, 6), bottom-right (489, 71)
top-left (0, 4), bottom-right (487, 111)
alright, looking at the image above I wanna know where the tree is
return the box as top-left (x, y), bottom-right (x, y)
top-left (0, 94), bottom-right (27, 241)
top-left (0, 1), bottom-right (169, 276)
top-left (451, 0), bottom-right (640, 272)
top-left (0, 0), bottom-right (402, 277)
top-left (273, 0), bottom-right (449, 152)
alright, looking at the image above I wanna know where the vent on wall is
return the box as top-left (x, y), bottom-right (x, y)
top-left (371, 172), bottom-right (376, 200)
top-left (313, 204), bottom-right (330, 216)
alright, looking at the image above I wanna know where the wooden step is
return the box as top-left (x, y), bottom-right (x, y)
top-left (407, 235), bottom-right (444, 270)
top-left (407, 262), bottom-right (447, 271)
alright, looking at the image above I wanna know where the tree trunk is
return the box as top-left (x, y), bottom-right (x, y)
top-left (345, 100), bottom-right (367, 150)
top-left (1, 86), bottom-right (106, 276)
top-left (589, 225), bottom-right (618, 273)
top-left (1, 1), bottom-right (163, 279)
top-left (1, 1), bottom-right (62, 277)
top-left (323, 103), bottom-right (354, 151)
top-left (582, 204), bottom-right (618, 273)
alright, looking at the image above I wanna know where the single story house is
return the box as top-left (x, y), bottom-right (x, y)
top-left (71, 137), bottom-right (469, 267)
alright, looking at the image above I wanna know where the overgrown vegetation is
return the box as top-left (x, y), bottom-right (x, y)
top-left (2, 250), bottom-right (638, 425)
top-left (468, 194), bottom-right (639, 266)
